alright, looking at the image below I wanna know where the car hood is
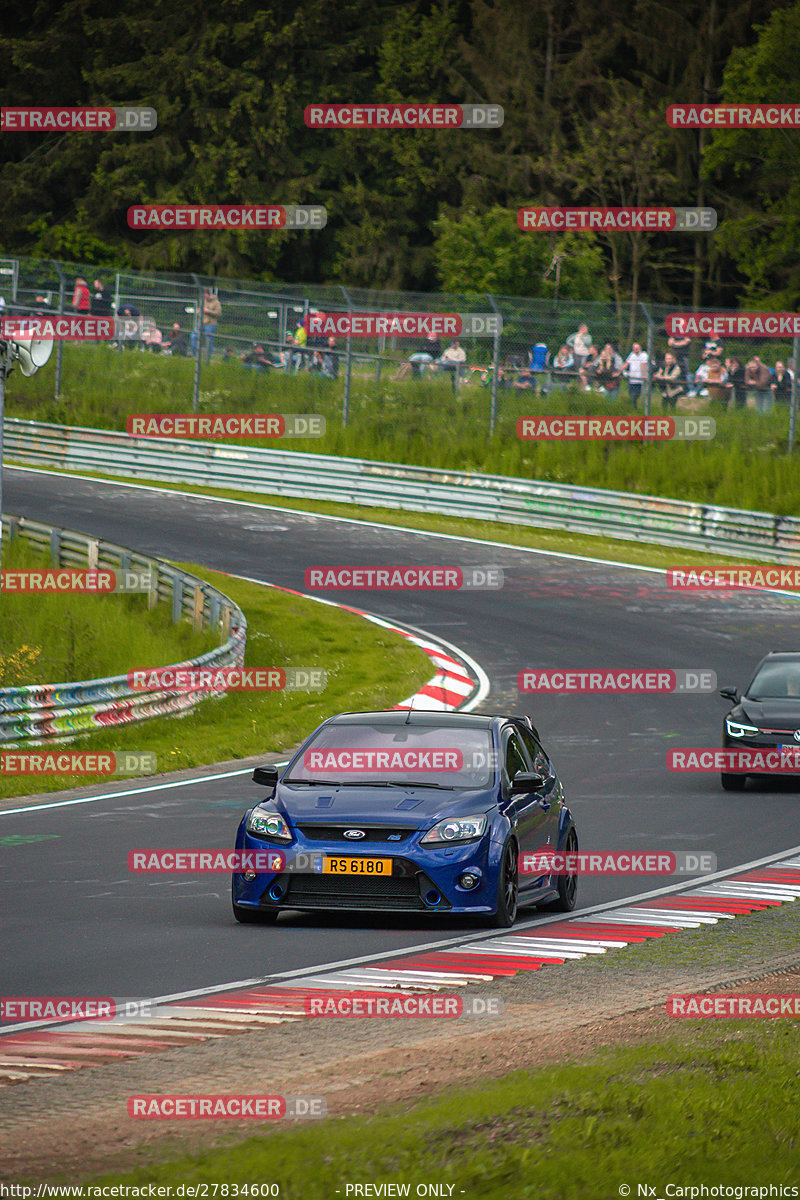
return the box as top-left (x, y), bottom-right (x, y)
top-left (739, 698), bottom-right (800, 729)
top-left (270, 783), bottom-right (496, 827)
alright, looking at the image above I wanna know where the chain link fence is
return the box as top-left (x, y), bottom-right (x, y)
top-left (1, 255), bottom-right (798, 449)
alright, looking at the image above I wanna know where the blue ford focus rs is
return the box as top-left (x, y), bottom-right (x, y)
top-left (231, 709), bottom-right (578, 927)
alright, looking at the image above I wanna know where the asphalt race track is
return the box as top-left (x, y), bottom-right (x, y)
top-left (4, 466), bottom-right (800, 1002)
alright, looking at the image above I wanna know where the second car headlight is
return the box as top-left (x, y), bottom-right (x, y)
top-left (726, 718), bottom-right (760, 738)
top-left (246, 807), bottom-right (292, 841)
top-left (420, 815), bottom-right (487, 845)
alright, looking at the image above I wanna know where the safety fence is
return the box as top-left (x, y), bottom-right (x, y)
top-left (6, 419), bottom-right (800, 563)
top-left (2, 255), bottom-right (798, 444)
top-left (0, 512), bottom-right (246, 745)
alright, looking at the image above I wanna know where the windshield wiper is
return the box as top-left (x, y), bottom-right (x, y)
top-left (283, 778), bottom-right (343, 786)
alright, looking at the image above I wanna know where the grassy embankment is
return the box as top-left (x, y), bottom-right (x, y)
top-left (8, 342), bottom-right (799, 514)
top-left (0, 539), bottom-right (431, 798)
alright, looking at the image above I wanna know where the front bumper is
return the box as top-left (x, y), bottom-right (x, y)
top-left (231, 832), bottom-right (501, 916)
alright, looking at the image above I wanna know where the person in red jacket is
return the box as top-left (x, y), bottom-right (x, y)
top-left (71, 277), bottom-right (91, 313)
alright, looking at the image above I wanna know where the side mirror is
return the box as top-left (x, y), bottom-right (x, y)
top-left (252, 765), bottom-right (280, 789)
top-left (511, 771), bottom-right (546, 794)
top-left (719, 687), bottom-right (740, 704)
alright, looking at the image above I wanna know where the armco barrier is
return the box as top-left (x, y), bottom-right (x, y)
top-left (5, 418), bottom-right (800, 563)
top-left (0, 514), bottom-right (246, 746)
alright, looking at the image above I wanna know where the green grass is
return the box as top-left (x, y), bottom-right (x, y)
top-left (0, 564), bottom-right (432, 798)
top-left (10, 342), bottom-right (800, 514)
top-left (0, 538), bottom-right (218, 686)
top-left (78, 1018), bottom-right (800, 1195)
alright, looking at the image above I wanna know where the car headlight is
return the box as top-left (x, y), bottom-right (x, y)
top-left (726, 718), bottom-right (760, 738)
top-left (246, 807), bottom-right (292, 841)
top-left (420, 815), bottom-right (487, 845)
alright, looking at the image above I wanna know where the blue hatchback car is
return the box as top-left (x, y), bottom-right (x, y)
top-left (232, 709), bottom-right (578, 927)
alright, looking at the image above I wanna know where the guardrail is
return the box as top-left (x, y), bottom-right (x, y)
top-left (0, 512), bottom-right (246, 745)
top-left (6, 417), bottom-right (800, 564)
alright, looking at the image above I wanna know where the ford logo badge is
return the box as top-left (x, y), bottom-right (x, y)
top-left (343, 829), bottom-right (366, 839)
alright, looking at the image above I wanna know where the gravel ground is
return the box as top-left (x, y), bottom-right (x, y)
top-left (1, 898), bottom-right (799, 1182)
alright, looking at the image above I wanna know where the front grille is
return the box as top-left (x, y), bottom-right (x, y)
top-left (261, 865), bottom-right (450, 911)
top-left (295, 824), bottom-right (414, 843)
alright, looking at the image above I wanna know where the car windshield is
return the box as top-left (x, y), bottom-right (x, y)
top-left (285, 722), bottom-right (496, 788)
top-left (748, 663), bottom-right (800, 699)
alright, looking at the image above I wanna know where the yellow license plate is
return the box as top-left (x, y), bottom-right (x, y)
top-left (322, 856), bottom-right (392, 875)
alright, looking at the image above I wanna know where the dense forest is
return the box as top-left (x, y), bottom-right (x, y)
top-left (2, 0), bottom-right (799, 307)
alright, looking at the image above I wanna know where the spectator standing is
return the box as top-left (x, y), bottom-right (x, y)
top-left (623, 342), bottom-right (649, 408)
top-left (71, 277), bottom-right (90, 313)
top-left (322, 336), bottom-right (339, 379)
top-left (667, 332), bottom-right (691, 386)
top-left (745, 356), bottom-right (773, 414)
top-left (437, 339), bottom-right (467, 392)
top-left (771, 360), bottom-right (794, 404)
top-left (653, 351), bottom-right (685, 410)
top-left (293, 320), bottom-right (308, 370)
top-left (566, 322), bottom-right (593, 369)
top-left (90, 279), bottom-right (112, 316)
top-left (725, 356), bottom-right (747, 409)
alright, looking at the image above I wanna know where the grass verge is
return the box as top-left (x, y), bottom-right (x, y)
top-left (0, 538), bottom-right (218, 686)
top-left (0, 566), bottom-right (432, 798)
top-left (83, 1014), bottom-right (800, 1195)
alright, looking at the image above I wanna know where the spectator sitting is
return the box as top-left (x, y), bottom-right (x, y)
top-left (623, 341), bottom-right (649, 408)
top-left (724, 356), bottom-right (747, 409)
top-left (241, 343), bottom-right (275, 372)
top-left (165, 323), bottom-right (190, 356)
top-left (551, 345), bottom-right (575, 383)
top-left (393, 333), bottom-right (442, 379)
top-left (579, 345), bottom-right (600, 389)
top-left (116, 303), bottom-right (142, 350)
top-left (592, 344), bottom-right (623, 397)
top-left (71, 276), bottom-right (90, 313)
top-left (436, 339), bottom-right (467, 391)
top-left (141, 318), bottom-right (163, 352)
top-left (652, 351), bottom-right (686, 410)
top-left (771, 360), bottom-right (794, 404)
top-left (566, 322), bottom-right (593, 368)
top-left (745, 355), bottom-right (773, 414)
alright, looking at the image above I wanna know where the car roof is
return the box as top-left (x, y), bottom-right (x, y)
top-left (324, 710), bottom-right (530, 731)
top-left (758, 652), bottom-right (800, 662)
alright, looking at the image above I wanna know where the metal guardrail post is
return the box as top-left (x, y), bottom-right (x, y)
top-left (789, 336), bottom-right (799, 454)
top-left (488, 294), bottom-right (501, 435)
top-left (52, 260), bottom-right (66, 401)
top-left (191, 274), bottom-right (203, 413)
top-left (640, 301), bottom-right (654, 417)
top-left (340, 285), bottom-right (354, 428)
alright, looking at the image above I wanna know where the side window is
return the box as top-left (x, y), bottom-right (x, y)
top-left (503, 730), bottom-right (529, 782)
top-left (519, 727), bottom-right (550, 776)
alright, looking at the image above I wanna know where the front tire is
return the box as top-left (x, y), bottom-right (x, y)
top-left (232, 893), bottom-right (279, 924)
top-left (721, 773), bottom-right (746, 792)
top-left (540, 828), bottom-right (578, 912)
top-left (490, 839), bottom-right (519, 927)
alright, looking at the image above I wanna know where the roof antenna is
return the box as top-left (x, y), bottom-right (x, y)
top-left (404, 693), bottom-right (415, 723)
